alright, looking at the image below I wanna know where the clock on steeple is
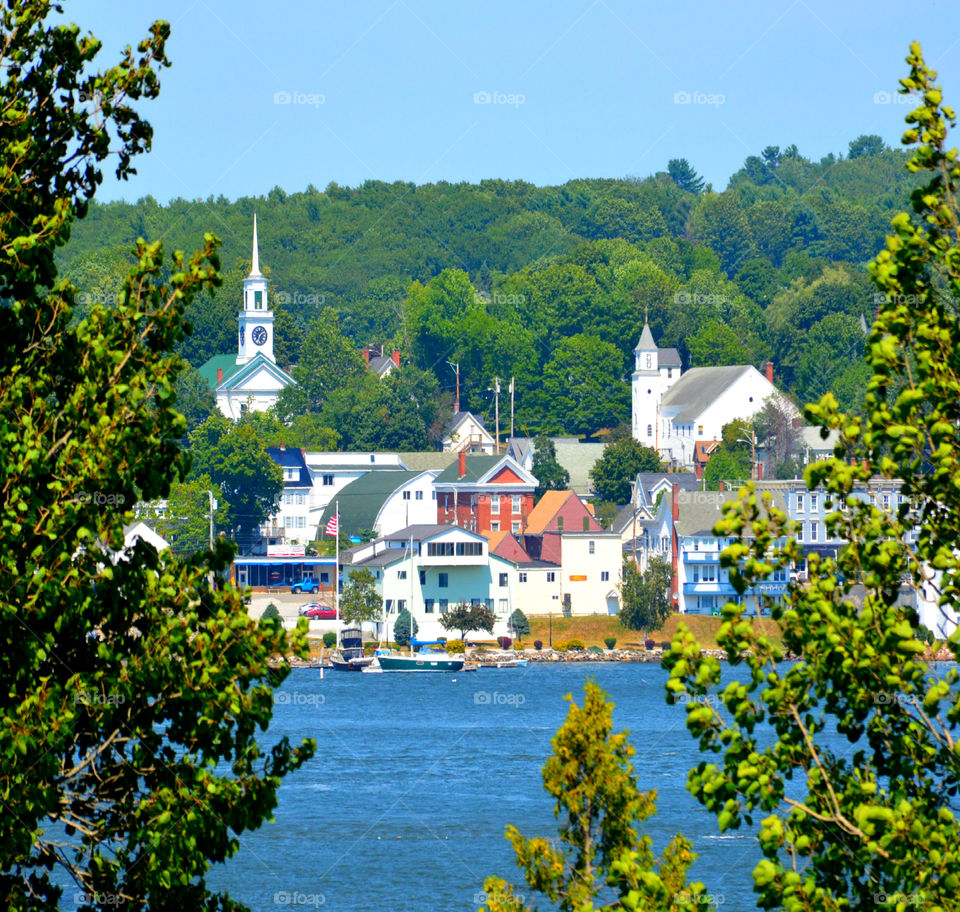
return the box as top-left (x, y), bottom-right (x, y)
top-left (236, 214), bottom-right (275, 365)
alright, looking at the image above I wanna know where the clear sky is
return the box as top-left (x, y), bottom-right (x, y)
top-left (66, 0), bottom-right (960, 203)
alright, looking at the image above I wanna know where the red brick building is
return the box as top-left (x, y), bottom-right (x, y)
top-left (434, 453), bottom-right (537, 534)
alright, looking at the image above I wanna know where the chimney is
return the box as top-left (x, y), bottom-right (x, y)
top-left (392, 349), bottom-right (400, 367)
top-left (671, 483), bottom-right (679, 522)
top-left (757, 462), bottom-right (764, 480)
top-left (765, 361), bottom-right (774, 384)
top-left (279, 443), bottom-right (285, 451)
top-left (216, 367), bottom-right (223, 383)
top-left (362, 347), bottom-right (370, 365)
top-left (719, 480), bottom-right (724, 492)
top-left (458, 451), bottom-right (466, 479)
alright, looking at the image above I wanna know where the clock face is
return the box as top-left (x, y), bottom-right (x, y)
top-left (251, 325), bottom-right (268, 346)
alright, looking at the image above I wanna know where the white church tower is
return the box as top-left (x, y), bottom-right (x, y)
top-left (237, 213), bottom-right (275, 365)
top-left (631, 322), bottom-right (681, 448)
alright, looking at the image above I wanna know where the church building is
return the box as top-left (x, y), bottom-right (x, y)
top-left (631, 322), bottom-right (790, 468)
top-left (199, 216), bottom-right (294, 420)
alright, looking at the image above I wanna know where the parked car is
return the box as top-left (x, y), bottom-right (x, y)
top-left (291, 577), bottom-right (320, 594)
top-left (299, 604), bottom-right (337, 620)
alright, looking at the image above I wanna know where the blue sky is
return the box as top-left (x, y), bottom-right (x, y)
top-left (68, 0), bottom-right (960, 202)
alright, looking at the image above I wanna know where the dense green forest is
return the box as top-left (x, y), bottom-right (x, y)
top-left (59, 136), bottom-right (911, 446)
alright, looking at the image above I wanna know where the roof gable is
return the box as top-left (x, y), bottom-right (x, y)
top-left (222, 353), bottom-right (294, 390)
top-left (660, 365), bottom-right (762, 423)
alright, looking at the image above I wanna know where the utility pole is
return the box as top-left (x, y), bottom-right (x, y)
top-left (447, 360), bottom-right (460, 414)
top-left (509, 376), bottom-right (515, 441)
top-left (736, 428), bottom-right (758, 481)
top-left (207, 490), bottom-right (217, 549)
top-left (492, 376), bottom-right (501, 453)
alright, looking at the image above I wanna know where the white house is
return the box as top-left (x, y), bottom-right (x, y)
top-left (632, 322), bottom-right (793, 468)
top-left (199, 215), bottom-right (294, 419)
top-left (303, 451), bottom-right (406, 529)
top-left (442, 412), bottom-right (496, 454)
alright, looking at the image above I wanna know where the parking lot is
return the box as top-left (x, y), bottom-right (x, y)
top-left (248, 591), bottom-right (341, 633)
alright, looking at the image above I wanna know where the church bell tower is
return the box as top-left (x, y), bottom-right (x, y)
top-left (237, 214), bottom-right (275, 365)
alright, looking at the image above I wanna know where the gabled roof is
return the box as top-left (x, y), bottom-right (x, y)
top-left (433, 454), bottom-right (536, 487)
top-left (398, 452), bottom-right (459, 473)
top-left (197, 354), bottom-right (242, 389)
top-left (316, 470), bottom-right (423, 538)
top-left (266, 446), bottom-right (310, 487)
top-left (658, 347), bottom-right (682, 368)
top-left (549, 438), bottom-right (605, 496)
top-left (525, 490), bottom-right (602, 534)
top-left (487, 532), bottom-right (532, 563)
top-left (218, 352), bottom-right (294, 391)
top-left (674, 488), bottom-right (787, 537)
top-left (369, 355), bottom-right (395, 376)
top-left (660, 365), bottom-right (759, 423)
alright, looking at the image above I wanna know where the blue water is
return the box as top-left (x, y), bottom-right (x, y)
top-left (204, 663), bottom-right (779, 912)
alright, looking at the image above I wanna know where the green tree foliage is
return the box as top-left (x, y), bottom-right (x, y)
top-left (531, 435), bottom-right (570, 499)
top-left (150, 473), bottom-right (219, 556)
top-left (589, 437), bottom-right (664, 505)
top-left (538, 334), bottom-right (630, 438)
top-left (393, 608), bottom-right (419, 647)
top-left (260, 603), bottom-right (280, 622)
top-left (508, 609), bottom-right (530, 640)
top-left (618, 557), bottom-right (673, 639)
top-left (439, 602), bottom-right (496, 640)
top-left (666, 158), bottom-right (705, 194)
top-left (480, 682), bottom-right (709, 912)
top-left (686, 318), bottom-right (754, 367)
top-left (339, 568), bottom-right (383, 625)
top-left (172, 360), bottom-right (217, 435)
top-left (189, 414), bottom-right (283, 540)
top-left (665, 44), bottom-right (960, 911)
top-left (753, 396), bottom-right (802, 479)
top-left (0, 5), bottom-right (314, 908)
top-left (848, 133), bottom-right (886, 158)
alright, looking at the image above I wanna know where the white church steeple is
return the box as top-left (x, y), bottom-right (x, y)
top-left (238, 214), bottom-right (275, 364)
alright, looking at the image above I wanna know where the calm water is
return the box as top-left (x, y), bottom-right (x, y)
top-left (203, 662), bottom-right (784, 912)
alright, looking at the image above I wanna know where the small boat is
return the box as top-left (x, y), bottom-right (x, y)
top-left (330, 627), bottom-right (375, 672)
top-left (478, 657), bottom-right (528, 668)
top-left (376, 648), bottom-right (464, 673)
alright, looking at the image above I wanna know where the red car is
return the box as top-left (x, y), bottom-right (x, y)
top-left (299, 604), bottom-right (337, 619)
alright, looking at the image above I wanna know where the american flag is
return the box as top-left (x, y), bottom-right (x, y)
top-left (325, 515), bottom-right (338, 537)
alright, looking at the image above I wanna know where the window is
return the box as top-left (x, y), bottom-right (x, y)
top-left (810, 520), bottom-right (819, 542)
top-left (402, 491), bottom-right (411, 501)
top-left (498, 599), bottom-right (508, 613)
top-left (498, 573), bottom-right (508, 586)
top-left (322, 474), bottom-right (333, 486)
top-left (254, 290), bottom-right (263, 309)
top-left (491, 495), bottom-right (500, 513)
top-left (811, 493), bottom-right (819, 512)
top-left (397, 599), bottom-right (406, 612)
top-left (439, 599), bottom-right (449, 612)
top-left (398, 570), bottom-right (407, 580)
top-left (547, 571), bottom-right (555, 582)
top-left (698, 425), bottom-right (704, 436)
top-left (424, 599), bottom-right (435, 613)
top-left (589, 540), bottom-right (595, 554)
top-left (512, 495), bottom-right (521, 513)
top-left (601, 571), bottom-right (609, 581)
top-left (415, 490), bottom-right (423, 501)
top-left (419, 570), bottom-right (426, 585)
top-left (438, 573), bottom-right (448, 588)
top-left (297, 516), bottom-right (306, 528)
top-left (491, 521), bottom-right (500, 532)
top-left (557, 516), bottom-right (564, 531)
top-left (881, 493), bottom-right (890, 509)
top-left (797, 494), bottom-right (805, 513)
top-left (519, 572), bottom-right (528, 583)
top-left (512, 521), bottom-right (521, 533)
top-left (647, 424), bottom-right (653, 437)
top-left (385, 599), bottom-right (393, 613)
top-left (693, 538), bottom-right (699, 551)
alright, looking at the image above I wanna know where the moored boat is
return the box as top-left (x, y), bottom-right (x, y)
top-left (376, 650), bottom-right (464, 672)
top-left (330, 626), bottom-right (375, 671)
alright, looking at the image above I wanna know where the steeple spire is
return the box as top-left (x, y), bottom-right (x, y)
top-left (250, 213), bottom-right (261, 276)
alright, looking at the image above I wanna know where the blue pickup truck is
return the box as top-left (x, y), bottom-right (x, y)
top-left (290, 577), bottom-right (320, 594)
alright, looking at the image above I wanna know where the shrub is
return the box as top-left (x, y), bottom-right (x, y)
top-left (513, 642), bottom-right (525, 651)
top-left (534, 640), bottom-right (543, 651)
top-left (604, 636), bottom-right (617, 649)
top-left (260, 603), bottom-right (280, 622)
top-left (498, 636), bottom-right (512, 649)
top-left (322, 632), bottom-right (336, 648)
top-left (445, 639), bottom-right (465, 654)
top-left (553, 640), bottom-right (569, 653)
top-left (509, 608), bottom-right (530, 639)
top-left (566, 638), bottom-right (585, 651)
top-left (363, 642), bottom-right (377, 656)
top-left (644, 638), bottom-right (656, 650)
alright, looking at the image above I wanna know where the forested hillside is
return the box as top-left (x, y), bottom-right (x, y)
top-left (59, 137), bottom-right (912, 445)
